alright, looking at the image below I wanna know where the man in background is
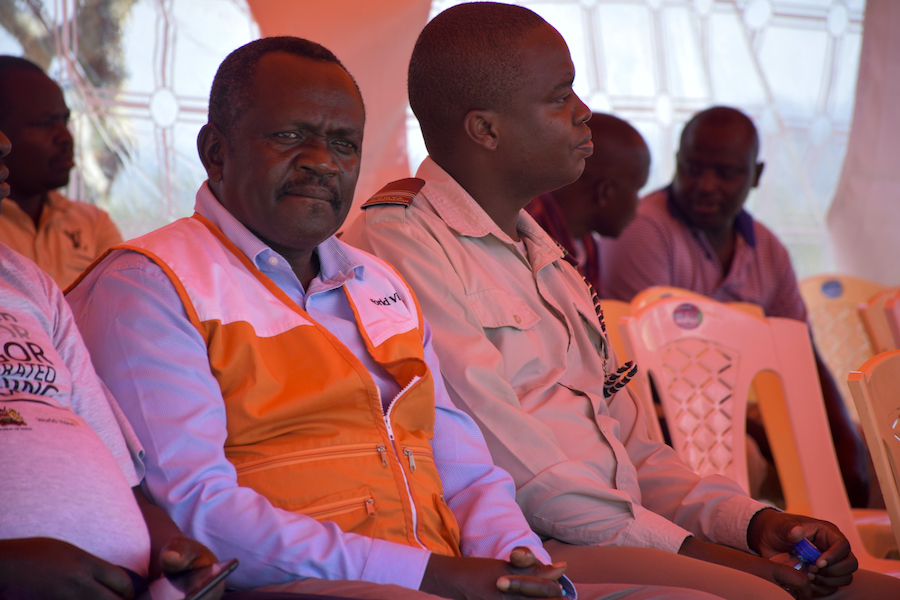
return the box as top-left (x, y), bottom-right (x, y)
top-left (0, 56), bottom-right (122, 289)
top-left (525, 113), bottom-right (649, 295)
top-left (601, 106), bottom-right (870, 508)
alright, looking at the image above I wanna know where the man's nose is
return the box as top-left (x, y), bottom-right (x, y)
top-left (296, 138), bottom-right (340, 176)
top-left (697, 168), bottom-right (718, 192)
top-left (572, 92), bottom-right (590, 126)
top-left (55, 121), bottom-right (73, 147)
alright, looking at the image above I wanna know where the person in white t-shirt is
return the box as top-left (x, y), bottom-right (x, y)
top-left (0, 126), bottom-right (222, 600)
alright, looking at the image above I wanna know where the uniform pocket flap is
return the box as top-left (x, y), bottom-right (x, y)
top-left (467, 288), bottom-right (540, 330)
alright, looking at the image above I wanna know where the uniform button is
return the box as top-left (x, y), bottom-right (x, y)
top-left (513, 315), bottom-right (522, 324)
top-left (267, 256), bottom-right (278, 266)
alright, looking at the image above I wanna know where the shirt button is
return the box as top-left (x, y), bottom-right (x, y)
top-left (513, 315), bottom-right (522, 324)
top-left (267, 256), bottom-right (278, 266)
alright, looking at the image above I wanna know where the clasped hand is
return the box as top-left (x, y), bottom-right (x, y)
top-left (749, 508), bottom-right (858, 598)
top-left (420, 546), bottom-right (567, 599)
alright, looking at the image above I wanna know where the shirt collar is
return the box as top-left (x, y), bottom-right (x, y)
top-left (193, 181), bottom-right (365, 285)
top-left (415, 157), bottom-right (506, 240)
top-left (415, 157), bottom-right (565, 269)
top-left (664, 184), bottom-right (756, 247)
top-left (45, 190), bottom-right (71, 212)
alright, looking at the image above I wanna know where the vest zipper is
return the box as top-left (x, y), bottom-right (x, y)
top-left (403, 448), bottom-right (417, 472)
top-left (303, 495), bottom-right (377, 520)
top-left (383, 374), bottom-right (424, 549)
top-left (376, 444), bottom-right (388, 468)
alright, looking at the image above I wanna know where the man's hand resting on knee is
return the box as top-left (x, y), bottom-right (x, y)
top-left (748, 508), bottom-right (857, 597)
top-left (678, 535), bottom-right (813, 599)
top-left (420, 546), bottom-right (568, 599)
top-left (0, 538), bottom-right (136, 600)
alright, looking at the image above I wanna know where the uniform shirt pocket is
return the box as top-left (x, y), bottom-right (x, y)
top-left (467, 288), bottom-right (540, 330)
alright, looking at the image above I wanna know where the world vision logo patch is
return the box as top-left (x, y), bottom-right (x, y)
top-left (370, 293), bottom-right (401, 307)
top-left (0, 407), bottom-right (26, 427)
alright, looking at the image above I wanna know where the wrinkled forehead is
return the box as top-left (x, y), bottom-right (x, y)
top-left (242, 53), bottom-right (364, 122)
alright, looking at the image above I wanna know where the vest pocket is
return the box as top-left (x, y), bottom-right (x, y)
top-left (305, 493), bottom-right (377, 521)
top-left (299, 487), bottom-right (379, 539)
top-left (233, 443), bottom-right (379, 477)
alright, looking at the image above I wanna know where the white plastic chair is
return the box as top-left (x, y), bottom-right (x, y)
top-left (624, 288), bottom-right (764, 444)
top-left (848, 350), bottom-right (900, 554)
top-left (621, 297), bottom-right (778, 494)
top-left (800, 274), bottom-right (886, 422)
top-left (621, 296), bottom-right (900, 574)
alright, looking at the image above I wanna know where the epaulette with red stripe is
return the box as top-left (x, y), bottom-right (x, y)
top-left (361, 178), bottom-right (425, 209)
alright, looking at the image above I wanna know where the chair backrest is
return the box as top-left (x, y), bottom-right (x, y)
top-left (858, 288), bottom-right (900, 354)
top-left (884, 290), bottom-right (900, 350)
top-left (631, 285), bottom-right (707, 310)
top-left (621, 297), bottom-right (776, 494)
top-left (799, 274), bottom-right (886, 422)
top-left (848, 350), bottom-right (900, 553)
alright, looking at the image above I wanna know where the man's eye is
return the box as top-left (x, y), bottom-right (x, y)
top-left (276, 132), bottom-right (300, 140)
top-left (333, 139), bottom-right (358, 151)
top-left (717, 167), bottom-right (742, 180)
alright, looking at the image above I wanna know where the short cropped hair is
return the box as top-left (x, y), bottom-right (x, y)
top-left (0, 56), bottom-right (46, 118)
top-left (209, 36), bottom-right (360, 136)
top-left (680, 106), bottom-right (760, 159)
top-left (408, 2), bottom-right (546, 156)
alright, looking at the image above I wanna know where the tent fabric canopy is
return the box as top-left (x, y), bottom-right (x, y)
top-left (249, 0), bottom-right (899, 286)
top-left (1, 0), bottom-right (896, 284)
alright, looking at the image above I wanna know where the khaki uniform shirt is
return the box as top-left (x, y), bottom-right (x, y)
top-left (344, 157), bottom-right (766, 554)
top-left (0, 191), bottom-right (122, 289)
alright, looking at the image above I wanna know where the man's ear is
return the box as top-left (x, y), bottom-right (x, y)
top-left (197, 123), bottom-right (227, 182)
top-left (752, 161), bottom-right (765, 188)
top-left (463, 109), bottom-right (500, 151)
top-left (594, 178), bottom-right (613, 209)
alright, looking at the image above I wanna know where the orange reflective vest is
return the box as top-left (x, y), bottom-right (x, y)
top-left (111, 214), bottom-right (461, 555)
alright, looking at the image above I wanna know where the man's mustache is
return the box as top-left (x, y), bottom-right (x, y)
top-left (276, 176), bottom-right (341, 207)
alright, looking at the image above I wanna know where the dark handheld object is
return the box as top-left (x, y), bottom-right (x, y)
top-left (137, 558), bottom-right (239, 600)
top-left (791, 539), bottom-right (822, 571)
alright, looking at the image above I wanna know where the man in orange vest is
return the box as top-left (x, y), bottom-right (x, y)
top-left (68, 36), bottom-right (716, 600)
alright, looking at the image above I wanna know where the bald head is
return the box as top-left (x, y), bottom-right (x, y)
top-left (408, 2), bottom-right (546, 158)
top-left (552, 113), bottom-right (650, 238)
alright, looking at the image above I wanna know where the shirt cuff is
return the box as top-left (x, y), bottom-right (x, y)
top-left (707, 495), bottom-right (772, 553)
top-left (361, 539), bottom-right (433, 589)
top-left (625, 506), bottom-right (694, 554)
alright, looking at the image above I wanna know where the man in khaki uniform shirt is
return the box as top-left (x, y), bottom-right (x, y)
top-left (0, 56), bottom-right (121, 289)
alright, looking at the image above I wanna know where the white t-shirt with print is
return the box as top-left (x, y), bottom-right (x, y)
top-left (0, 243), bottom-right (150, 576)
